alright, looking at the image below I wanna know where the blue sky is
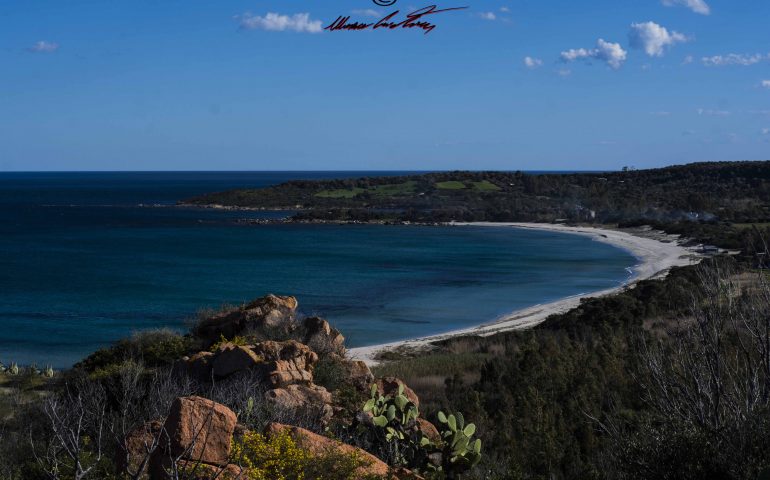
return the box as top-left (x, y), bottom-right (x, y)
top-left (1, 0), bottom-right (769, 171)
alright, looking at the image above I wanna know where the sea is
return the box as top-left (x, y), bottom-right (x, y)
top-left (0, 172), bottom-right (636, 368)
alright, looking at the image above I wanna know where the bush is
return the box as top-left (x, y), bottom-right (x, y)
top-left (75, 328), bottom-right (197, 374)
top-left (231, 430), bottom-right (384, 480)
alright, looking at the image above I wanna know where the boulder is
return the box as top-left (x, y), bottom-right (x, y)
top-left (251, 340), bottom-right (318, 387)
top-left (340, 358), bottom-right (375, 391)
top-left (265, 384), bottom-right (334, 422)
top-left (375, 377), bottom-right (420, 410)
top-left (302, 316), bottom-right (346, 355)
top-left (184, 351), bottom-right (215, 380)
top-left (264, 423), bottom-right (390, 478)
top-left (195, 294), bottom-right (298, 344)
top-left (161, 396), bottom-right (237, 466)
top-left (115, 419), bottom-right (163, 477)
top-left (184, 340), bottom-right (318, 384)
top-left (244, 294), bottom-right (298, 328)
top-left (211, 344), bottom-right (264, 378)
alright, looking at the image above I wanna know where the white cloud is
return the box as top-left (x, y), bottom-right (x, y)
top-left (499, 6), bottom-right (510, 12)
top-left (560, 39), bottom-right (627, 69)
top-left (697, 108), bottom-right (730, 116)
top-left (523, 56), bottom-right (543, 69)
top-left (237, 12), bottom-right (323, 33)
top-left (352, 9), bottom-right (381, 17)
top-left (27, 41), bottom-right (59, 53)
top-left (661, 0), bottom-right (711, 15)
top-left (557, 68), bottom-right (572, 77)
top-left (702, 53), bottom-right (768, 66)
top-left (478, 12), bottom-right (496, 20)
top-left (629, 22), bottom-right (688, 57)
top-left (761, 80), bottom-right (770, 89)
top-left (682, 55), bottom-right (694, 64)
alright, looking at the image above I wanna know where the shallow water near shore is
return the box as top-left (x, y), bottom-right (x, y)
top-left (0, 172), bottom-right (636, 368)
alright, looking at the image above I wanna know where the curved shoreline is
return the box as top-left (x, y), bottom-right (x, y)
top-left (348, 222), bottom-right (704, 365)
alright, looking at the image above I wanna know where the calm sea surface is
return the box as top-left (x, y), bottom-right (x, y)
top-left (0, 172), bottom-right (636, 367)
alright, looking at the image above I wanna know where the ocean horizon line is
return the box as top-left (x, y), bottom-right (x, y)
top-left (0, 169), bottom-right (616, 174)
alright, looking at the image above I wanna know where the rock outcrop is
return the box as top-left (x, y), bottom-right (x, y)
top-left (118, 397), bottom-right (242, 479)
top-left (115, 293), bottom-right (449, 480)
top-left (211, 344), bottom-right (265, 378)
top-left (251, 340), bottom-right (318, 387)
top-left (330, 353), bottom-right (375, 391)
top-left (162, 396), bottom-right (238, 466)
top-left (265, 384), bottom-right (334, 419)
top-left (184, 340), bottom-right (317, 384)
top-left (303, 316), bottom-right (346, 355)
top-left (182, 340), bottom-right (334, 422)
top-left (194, 294), bottom-right (298, 344)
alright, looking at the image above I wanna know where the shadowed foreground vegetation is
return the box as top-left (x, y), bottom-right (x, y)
top-left (374, 248), bottom-right (770, 479)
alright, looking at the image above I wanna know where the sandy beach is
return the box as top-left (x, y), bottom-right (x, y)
top-left (348, 222), bottom-right (703, 365)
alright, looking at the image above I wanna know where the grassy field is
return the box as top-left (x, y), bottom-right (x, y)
top-left (315, 181), bottom-right (420, 199)
top-left (471, 180), bottom-right (501, 191)
top-left (435, 180), bottom-right (466, 190)
top-left (371, 342), bottom-right (500, 412)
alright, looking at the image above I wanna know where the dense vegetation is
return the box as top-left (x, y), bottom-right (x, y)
top-left (374, 242), bottom-right (770, 479)
top-left (184, 161), bottom-right (770, 230)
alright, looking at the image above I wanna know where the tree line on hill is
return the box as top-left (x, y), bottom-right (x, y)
top-left (185, 161), bottom-right (770, 227)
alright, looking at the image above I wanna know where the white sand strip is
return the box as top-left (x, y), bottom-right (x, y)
top-left (348, 223), bottom-right (703, 365)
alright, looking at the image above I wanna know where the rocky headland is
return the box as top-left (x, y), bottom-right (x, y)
top-left (101, 294), bottom-right (469, 479)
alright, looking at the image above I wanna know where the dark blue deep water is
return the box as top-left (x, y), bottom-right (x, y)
top-left (0, 172), bottom-right (636, 367)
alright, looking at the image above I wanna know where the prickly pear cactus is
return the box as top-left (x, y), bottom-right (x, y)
top-left (362, 382), bottom-right (424, 466)
top-left (436, 410), bottom-right (482, 474)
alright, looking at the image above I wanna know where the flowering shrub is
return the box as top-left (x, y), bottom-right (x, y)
top-left (230, 431), bottom-right (309, 480)
top-left (231, 430), bottom-right (383, 480)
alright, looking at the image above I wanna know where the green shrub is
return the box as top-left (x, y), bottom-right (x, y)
top-left (231, 430), bottom-right (385, 480)
top-left (75, 328), bottom-right (196, 374)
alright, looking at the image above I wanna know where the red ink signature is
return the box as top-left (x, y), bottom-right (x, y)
top-left (325, 5), bottom-right (468, 35)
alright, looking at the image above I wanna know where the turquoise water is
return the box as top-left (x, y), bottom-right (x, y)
top-left (0, 172), bottom-right (636, 367)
